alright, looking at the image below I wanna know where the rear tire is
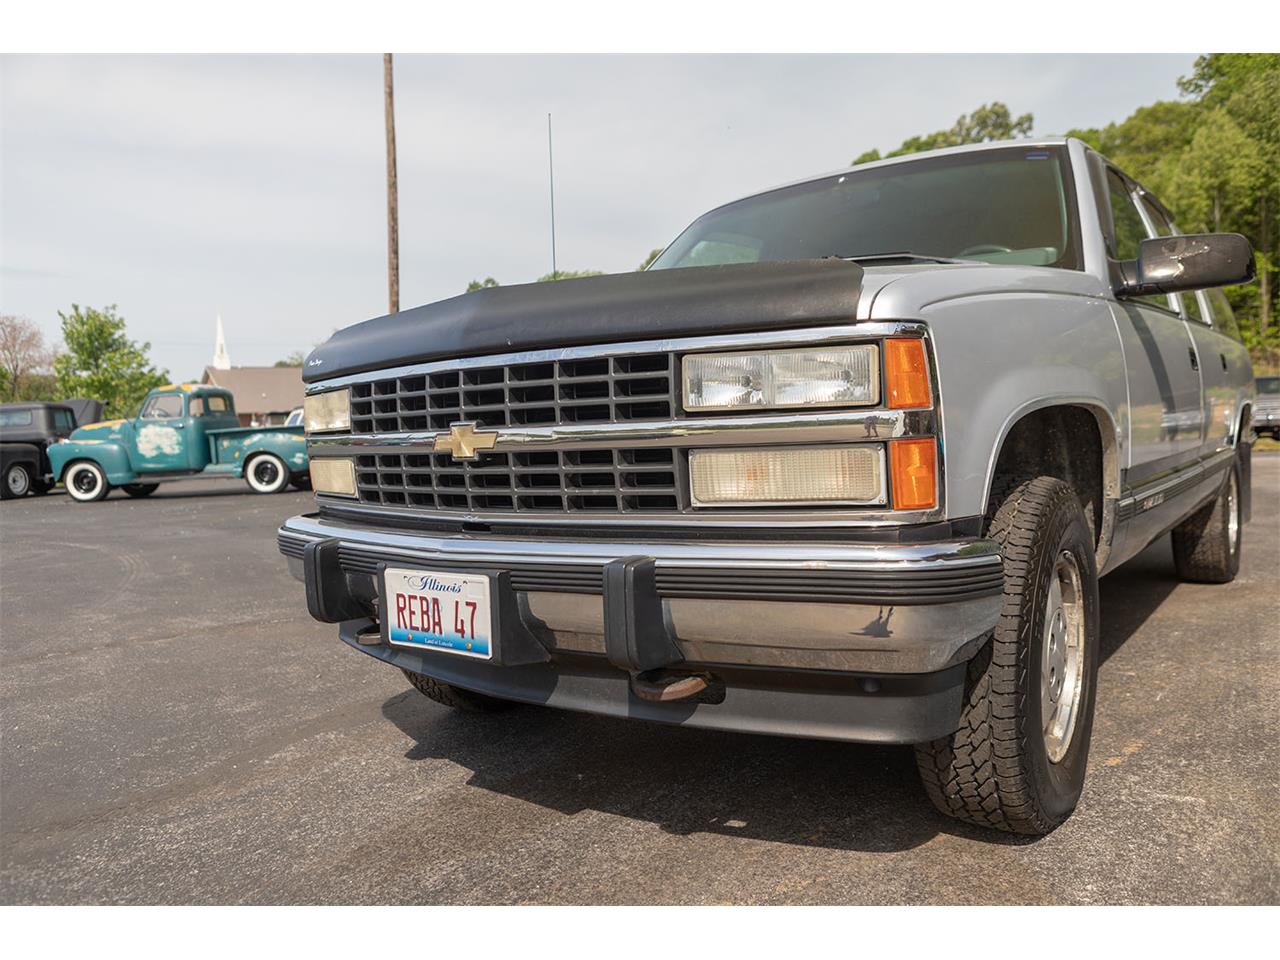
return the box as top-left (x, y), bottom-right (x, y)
top-left (289, 474), bottom-right (312, 491)
top-left (244, 453), bottom-right (290, 494)
top-left (915, 476), bottom-right (1100, 835)
top-left (123, 483), bottom-right (160, 498)
top-left (1171, 461), bottom-right (1242, 584)
top-left (65, 461), bottom-right (111, 503)
top-left (402, 668), bottom-right (514, 713)
top-left (2, 462), bottom-right (32, 499)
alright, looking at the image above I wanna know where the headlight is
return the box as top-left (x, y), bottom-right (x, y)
top-left (689, 446), bottom-right (886, 506)
top-left (682, 345), bottom-right (879, 412)
top-left (304, 389), bottom-right (351, 434)
top-left (310, 458), bottom-right (357, 497)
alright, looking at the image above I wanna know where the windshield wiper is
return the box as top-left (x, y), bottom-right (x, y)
top-left (825, 252), bottom-right (974, 265)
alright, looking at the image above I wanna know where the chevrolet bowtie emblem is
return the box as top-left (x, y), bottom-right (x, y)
top-left (434, 421), bottom-right (499, 461)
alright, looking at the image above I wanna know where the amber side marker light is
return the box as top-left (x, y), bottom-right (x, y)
top-left (890, 438), bottom-right (937, 510)
top-left (885, 338), bottom-right (931, 409)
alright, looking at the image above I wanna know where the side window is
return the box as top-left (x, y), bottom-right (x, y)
top-left (1138, 194), bottom-right (1173, 237)
top-left (1105, 169), bottom-right (1149, 260)
top-left (140, 394), bottom-right (184, 419)
top-left (1204, 288), bottom-right (1242, 342)
top-left (189, 397), bottom-right (205, 417)
top-left (205, 395), bottom-right (229, 413)
top-left (1107, 169), bottom-right (1176, 312)
top-left (53, 408), bottom-right (75, 431)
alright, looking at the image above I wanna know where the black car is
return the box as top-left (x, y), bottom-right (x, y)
top-left (0, 402), bottom-right (85, 498)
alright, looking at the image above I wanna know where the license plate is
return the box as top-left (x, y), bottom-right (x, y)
top-left (383, 567), bottom-right (493, 659)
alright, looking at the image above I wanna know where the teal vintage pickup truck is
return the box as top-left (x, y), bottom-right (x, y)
top-left (48, 383), bottom-right (308, 502)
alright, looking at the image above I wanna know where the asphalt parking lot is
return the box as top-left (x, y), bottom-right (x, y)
top-left (2, 461), bottom-right (1278, 905)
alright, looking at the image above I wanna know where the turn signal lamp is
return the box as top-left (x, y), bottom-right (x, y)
top-left (884, 338), bottom-right (931, 409)
top-left (889, 439), bottom-right (937, 510)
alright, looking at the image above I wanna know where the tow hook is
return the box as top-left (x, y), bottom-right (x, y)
top-left (629, 669), bottom-right (712, 703)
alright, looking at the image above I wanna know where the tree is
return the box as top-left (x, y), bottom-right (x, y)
top-left (274, 351), bottom-right (307, 367)
top-left (852, 102), bottom-right (1033, 165)
top-left (52, 305), bottom-right (168, 416)
top-left (466, 277), bottom-right (499, 292)
top-left (637, 248), bottom-right (663, 271)
top-left (0, 315), bottom-right (50, 402)
top-left (537, 269), bottom-right (603, 282)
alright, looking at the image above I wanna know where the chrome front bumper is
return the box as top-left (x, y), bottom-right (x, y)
top-left (277, 513), bottom-right (1002, 676)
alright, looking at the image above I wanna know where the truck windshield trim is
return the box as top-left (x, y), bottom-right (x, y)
top-left (651, 145), bottom-right (1083, 273)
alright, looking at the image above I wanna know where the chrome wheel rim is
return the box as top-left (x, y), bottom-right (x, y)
top-left (1226, 472), bottom-right (1239, 555)
top-left (7, 465), bottom-right (29, 496)
top-left (1042, 550), bottom-right (1085, 763)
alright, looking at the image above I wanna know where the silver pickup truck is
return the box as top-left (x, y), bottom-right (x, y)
top-left (278, 139), bottom-right (1257, 835)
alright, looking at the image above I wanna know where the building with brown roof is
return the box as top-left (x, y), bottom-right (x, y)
top-left (200, 366), bottom-right (303, 426)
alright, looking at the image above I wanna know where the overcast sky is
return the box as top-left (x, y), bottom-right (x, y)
top-left (2, 53), bottom-right (1197, 378)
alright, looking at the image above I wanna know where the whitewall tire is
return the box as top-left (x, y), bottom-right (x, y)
top-left (65, 461), bottom-right (111, 503)
top-left (245, 453), bottom-right (290, 494)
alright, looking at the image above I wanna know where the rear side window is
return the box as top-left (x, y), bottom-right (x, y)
top-left (206, 395), bottom-right (229, 413)
top-left (0, 409), bottom-right (34, 427)
top-left (1204, 287), bottom-right (1242, 342)
top-left (53, 408), bottom-right (75, 431)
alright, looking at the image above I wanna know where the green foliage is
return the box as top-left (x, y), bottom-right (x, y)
top-left (852, 102), bottom-right (1033, 164)
top-left (52, 305), bottom-right (168, 416)
top-left (274, 351), bottom-right (306, 367)
top-left (637, 248), bottom-right (663, 271)
top-left (1072, 54), bottom-right (1280, 361)
top-left (536, 269), bottom-right (604, 282)
top-left (466, 277), bottom-right (499, 292)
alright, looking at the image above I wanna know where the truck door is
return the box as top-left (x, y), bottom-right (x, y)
top-left (132, 391), bottom-right (190, 473)
top-left (1105, 170), bottom-right (1205, 478)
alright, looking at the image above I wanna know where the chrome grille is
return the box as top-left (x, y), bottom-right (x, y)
top-left (355, 447), bottom-right (683, 513)
top-left (348, 352), bottom-right (676, 434)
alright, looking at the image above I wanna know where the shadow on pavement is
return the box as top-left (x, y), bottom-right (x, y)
top-left (1097, 534), bottom-right (1180, 664)
top-left (379, 531), bottom-right (1188, 853)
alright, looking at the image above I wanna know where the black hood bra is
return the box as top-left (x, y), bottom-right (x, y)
top-left (304, 259), bottom-right (864, 383)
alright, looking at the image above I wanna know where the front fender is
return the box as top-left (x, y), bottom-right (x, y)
top-left (47, 440), bottom-right (138, 485)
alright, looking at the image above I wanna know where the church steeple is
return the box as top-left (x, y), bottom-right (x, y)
top-left (212, 315), bottom-right (231, 370)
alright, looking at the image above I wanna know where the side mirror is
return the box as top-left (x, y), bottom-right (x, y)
top-left (1118, 233), bottom-right (1255, 297)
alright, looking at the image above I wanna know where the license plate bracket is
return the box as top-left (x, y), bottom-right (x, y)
top-left (375, 565), bottom-right (551, 666)
top-left (381, 566), bottom-right (495, 659)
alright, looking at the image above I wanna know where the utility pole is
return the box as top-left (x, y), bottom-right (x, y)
top-left (547, 113), bottom-right (557, 279)
top-left (384, 53), bottom-right (400, 314)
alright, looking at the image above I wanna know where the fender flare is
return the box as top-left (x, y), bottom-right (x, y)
top-left (980, 394), bottom-right (1124, 570)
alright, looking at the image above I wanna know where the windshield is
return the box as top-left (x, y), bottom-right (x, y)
top-left (1258, 377), bottom-right (1280, 395)
top-left (651, 146), bottom-right (1080, 271)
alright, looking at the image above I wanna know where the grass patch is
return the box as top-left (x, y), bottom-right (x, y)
top-left (1254, 436), bottom-right (1280, 453)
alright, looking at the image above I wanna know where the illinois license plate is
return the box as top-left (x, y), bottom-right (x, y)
top-left (383, 567), bottom-right (494, 659)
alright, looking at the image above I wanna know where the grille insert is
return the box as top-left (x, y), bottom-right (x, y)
top-left (355, 447), bottom-right (682, 514)
top-left (348, 352), bottom-right (676, 434)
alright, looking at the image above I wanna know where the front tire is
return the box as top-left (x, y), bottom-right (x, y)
top-left (402, 669), bottom-right (514, 713)
top-left (244, 453), bottom-right (290, 494)
top-left (1171, 461), bottom-right (1242, 584)
top-left (123, 483), bottom-right (160, 498)
top-left (915, 476), bottom-right (1100, 835)
top-left (64, 461), bottom-right (111, 503)
top-left (2, 462), bottom-right (32, 499)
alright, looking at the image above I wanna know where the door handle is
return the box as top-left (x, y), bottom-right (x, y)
top-left (1220, 353), bottom-right (1228, 372)
top-left (173, 422), bottom-right (186, 429)
top-left (1188, 347), bottom-right (1199, 371)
